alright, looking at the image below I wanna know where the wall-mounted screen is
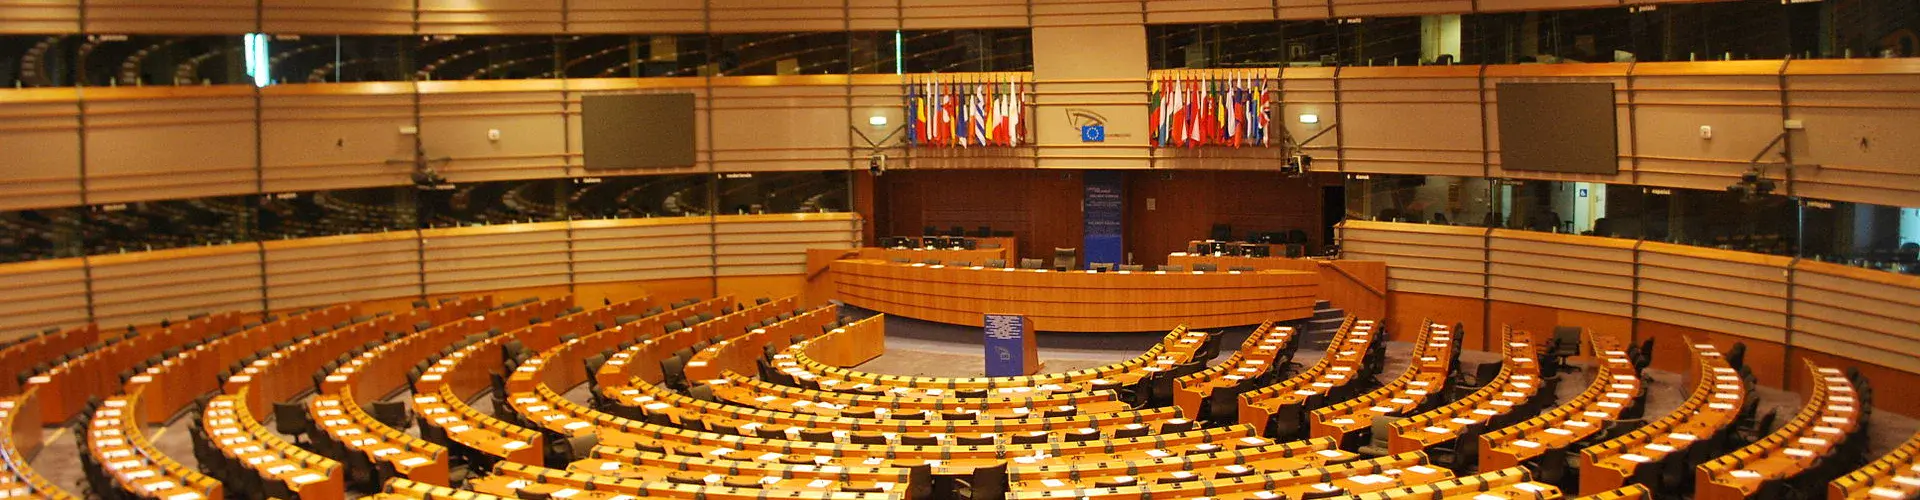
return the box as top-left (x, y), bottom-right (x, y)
top-left (582, 93), bottom-right (697, 169)
top-left (1496, 82), bottom-right (1619, 175)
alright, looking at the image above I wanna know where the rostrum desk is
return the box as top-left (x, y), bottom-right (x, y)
top-left (830, 260), bottom-right (1318, 332)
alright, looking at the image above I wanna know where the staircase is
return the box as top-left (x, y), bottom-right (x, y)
top-left (1287, 300), bottom-right (1349, 348)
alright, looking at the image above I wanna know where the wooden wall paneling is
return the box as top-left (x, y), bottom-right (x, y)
top-left (1486, 230), bottom-right (1633, 316)
top-left (708, 0), bottom-right (849, 32)
top-left (848, 0), bottom-right (901, 31)
top-left (568, 217), bottom-right (716, 283)
top-left (0, 259), bottom-right (90, 340)
top-left (1031, 26), bottom-right (1150, 169)
top-left (849, 75), bottom-right (907, 173)
top-left (1389, 291), bottom-right (1488, 351)
top-left (82, 87), bottom-right (260, 204)
top-left (1628, 62), bottom-right (1786, 191)
top-left (713, 214), bottom-right (858, 276)
top-left (1481, 64), bottom-right (1634, 183)
top-left (262, 0), bottom-right (416, 34)
top-left (1278, 68), bottom-right (1342, 168)
top-left (87, 244), bottom-right (264, 327)
top-left (83, 0), bottom-right (255, 34)
top-left (1634, 242), bottom-right (1789, 345)
top-left (899, 0), bottom-right (1031, 29)
top-left (416, 0), bottom-right (564, 34)
top-left (418, 82), bottom-right (570, 182)
top-left (1275, 0), bottom-right (1331, 19)
top-left (1124, 169), bottom-right (1212, 264)
top-left (564, 78), bottom-right (709, 176)
top-left (1474, 0), bottom-right (1622, 13)
top-left (1782, 61), bottom-right (1920, 208)
top-left (1331, 0), bottom-right (1466, 20)
top-left (261, 84), bottom-right (418, 192)
top-left (566, 0), bottom-right (706, 33)
top-left (262, 232), bottom-right (423, 310)
top-left (0, 90), bottom-right (83, 210)
top-left (1143, 0), bottom-right (1277, 24)
top-left (1338, 220), bottom-right (1487, 297)
top-left (0, 0), bottom-right (80, 33)
top-left (420, 222), bottom-right (571, 295)
top-left (879, 169), bottom-right (1084, 260)
top-left (1336, 67), bottom-right (1484, 177)
top-left (1789, 260), bottom-right (1920, 376)
top-left (707, 78), bottom-right (854, 172)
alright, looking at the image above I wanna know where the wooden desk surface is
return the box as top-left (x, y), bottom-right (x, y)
top-left (1579, 339), bottom-right (1745, 495)
top-left (831, 259), bottom-right (1317, 332)
top-left (1698, 362), bottom-right (1862, 500)
top-left (1312, 322), bottom-right (1454, 444)
top-left (1481, 332), bottom-right (1637, 471)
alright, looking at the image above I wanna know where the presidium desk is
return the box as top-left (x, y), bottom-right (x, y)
top-left (829, 259), bottom-right (1319, 332)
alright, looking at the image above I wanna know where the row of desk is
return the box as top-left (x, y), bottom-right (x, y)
top-left (1697, 361), bottom-right (1864, 500)
top-left (1479, 330), bottom-right (1640, 471)
top-left (1578, 339), bottom-right (1747, 494)
top-left (1312, 320), bottom-right (1454, 446)
top-left (1238, 317), bottom-right (1376, 432)
top-left (1388, 327), bottom-right (1543, 454)
top-left (1171, 320), bottom-right (1292, 421)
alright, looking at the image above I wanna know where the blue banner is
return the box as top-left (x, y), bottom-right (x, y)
top-left (1082, 171), bottom-right (1125, 269)
top-left (983, 314), bottom-right (1034, 377)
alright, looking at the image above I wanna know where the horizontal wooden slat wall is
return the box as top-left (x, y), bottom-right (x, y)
top-left (417, 0), bottom-right (565, 34)
top-left (87, 245), bottom-right (263, 328)
top-left (1338, 220), bottom-right (1486, 298)
top-left (421, 221), bottom-right (572, 295)
top-left (84, 0), bottom-right (255, 34)
top-left (0, 260), bottom-right (89, 338)
top-left (262, 232), bottom-right (421, 310)
top-left (0, 0), bottom-right (80, 34)
top-left (419, 81), bottom-right (573, 183)
top-left (708, 0), bottom-right (848, 32)
top-left (1339, 66), bottom-right (1482, 177)
top-left (900, 0), bottom-right (1029, 29)
top-left (3, 61), bottom-right (1917, 212)
top-left (1343, 220), bottom-right (1920, 387)
top-left (261, 83), bottom-right (418, 192)
top-left (1782, 60), bottom-right (1920, 208)
top-left (262, 0), bottom-right (416, 34)
top-left (565, 0), bottom-right (705, 33)
top-left (0, 213), bottom-right (856, 339)
top-left (0, 90), bottom-right (83, 211)
top-left (708, 77), bottom-right (855, 172)
top-left (713, 214), bottom-right (859, 276)
top-left (569, 218), bottom-right (715, 283)
top-left (81, 87), bottom-right (259, 204)
top-left (1486, 229), bottom-right (1633, 317)
top-left (1787, 261), bottom-right (1920, 375)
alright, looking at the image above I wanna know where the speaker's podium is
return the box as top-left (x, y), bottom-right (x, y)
top-left (984, 314), bottom-right (1040, 376)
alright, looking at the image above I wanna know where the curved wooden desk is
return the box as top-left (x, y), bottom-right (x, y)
top-left (830, 259), bottom-right (1318, 332)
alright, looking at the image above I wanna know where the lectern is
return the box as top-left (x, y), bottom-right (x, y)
top-left (983, 313), bottom-right (1040, 376)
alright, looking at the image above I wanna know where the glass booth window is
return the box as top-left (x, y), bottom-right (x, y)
top-left (1490, 179), bottom-right (1621, 234)
top-left (84, 195), bottom-right (257, 255)
top-left (258, 186), bottom-right (417, 239)
top-left (891, 29), bottom-right (1033, 73)
top-left (566, 175), bottom-right (711, 220)
top-left (1801, 200), bottom-right (1920, 274)
top-left (78, 35), bottom-right (243, 86)
top-left (420, 179), bottom-right (568, 227)
top-left (712, 32), bottom-right (850, 76)
top-left (1345, 175), bottom-right (1494, 226)
top-left (716, 171), bottom-right (850, 215)
top-left (415, 35), bottom-right (561, 81)
top-left (0, 207), bottom-right (85, 263)
top-left (2, 35), bottom-right (81, 87)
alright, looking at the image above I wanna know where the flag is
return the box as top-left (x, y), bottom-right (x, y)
top-left (1010, 77), bottom-right (1024, 147)
top-left (972, 81), bottom-right (988, 146)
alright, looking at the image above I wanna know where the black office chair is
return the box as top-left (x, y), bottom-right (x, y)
top-left (955, 461), bottom-right (1009, 500)
top-left (1052, 247), bottom-right (1077, 271)
top-left (273, 401), bottom-right (312, 444)
top-left (372, 400), bottom-right (413, 430)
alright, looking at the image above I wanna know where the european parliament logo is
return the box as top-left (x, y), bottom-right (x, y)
top-left (1066, 109), bottom-right (1107, 143)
